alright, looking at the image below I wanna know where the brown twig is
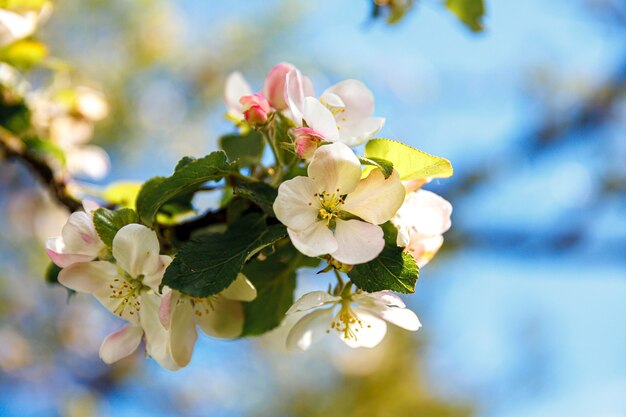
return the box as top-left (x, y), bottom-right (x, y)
top-left (0, 129), bottom-right (82, 212)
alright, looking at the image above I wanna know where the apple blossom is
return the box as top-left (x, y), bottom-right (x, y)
top-left (28, 88), bottom-right (111, 179)
top-left (262, 62), bottom-right (294, 110)
top-left (159, 273), bottom-right (257, 367)
top-left (224, 71), bottom-right (252, 122)
top-left (273, 142), bottom-right (405, 265)
top-left (293, 127), bottom-right (324, 160)
top-left (240, 93), bottom-right (270, 126)
top-left (286, 71), bottom-right (384, 146)
top-left (392, 189), bottom-right (452, 267)
top-left (46, 202), bottom-right (105, 268)
top-left (286, 290), bottom-right (421, 351)
top-left (56, 224), bottom-right (178, 369)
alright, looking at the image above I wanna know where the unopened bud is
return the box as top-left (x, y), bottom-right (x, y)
top-left (263, 62), bottom-right (294, 110)
top-left (293, 127), bottom-right (324, 160)
top-left (240, 93), bottom-right (270, 126)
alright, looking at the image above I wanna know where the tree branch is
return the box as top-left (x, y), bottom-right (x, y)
top-left (0, 129), bottom-right (82, 212)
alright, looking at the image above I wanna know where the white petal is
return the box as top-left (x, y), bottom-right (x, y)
top-left (331, 220), bottom-right (384, 265)
top-left (319, 91), bottom-right (345, 108)
top-left (46, 238), bottom-right (95, 268)
top-left (288, 221), bottom-right (337, 258)
top-left (142, 255), bottom-right (172, 292)
top-left (286, 308), bottom-right (334, 351)
top-left (394, 190), bottom-right (453, 237)
top-left (168, 297), bottom-right (197, 368)
top-left (112, 224), bottom-right (161, 279)
top-left (341, 308), bottom-right (387, 348)
top-left (59, 211), bottom-right (103, 257)
top-left (221, 273), bottom-right (257, 301)
top-left (354, 291), bottom-right (406, 308)
top-left (378, 307), bottom-right (421, 331)
top-left (343, 170), bottom-right (405, 225)
top-left (99, 325), bottom-right (143, 364)
top-left (0, 9), bottom-right (37, 47)
top-left (407, 234), bottom-right (444, 268)
top-left (58, 261), bottom-right (117, 294)
top-left (140, 293), bottom-right (180, 371)
top-left (286, 291), bottom-right (340, 315)
top-left (323, 79), bottom-right (375, 119)
top-left (273, 176), bottom-right (321, 231)
top-left (66, 145), bottom-right (110, 180)
top-left (308, 142), bottom-right (361, 195)
top-left (302, 97), bottom-right (339, 141)
top-left (50, 116), bottom-right (93, 147)
top-left (224, 71), bottom-right (252, 117)
top-left (285, 69), bottom-right (307, 125)
top-left (337, 117), bottom-right (385, 147)
top-left (196, 297), bottom-right (244, 339)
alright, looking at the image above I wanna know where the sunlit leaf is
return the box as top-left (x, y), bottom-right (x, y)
top-left (445, 0), bottom-right (485, 32)
top-left (365, 138), bottom-right (453, 181)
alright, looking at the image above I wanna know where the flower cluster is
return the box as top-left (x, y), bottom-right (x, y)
top-left (45, 62), bottom-right (453, 368)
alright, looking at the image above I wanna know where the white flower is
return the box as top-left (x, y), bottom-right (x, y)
top-left (0, 8), bottom-right (39, 47)
top-left (392, 189), bottom-right (452, 267)
top-left (159, 273), bottom-right (257, 367)
top-left (286, 290), bottom-right (421, 350)
top-left (273, 142), bottom-right (405, 265)
top-left (28, 88), bottom-right (111, 179)
top-left (58, 224), bottom-right (178, 370)
top-left (46, 202), bottom-right (104, 268)
top-left (223, 71), bottom-right (252, 122)
top-left (286, 70), bottom-right (384, 146)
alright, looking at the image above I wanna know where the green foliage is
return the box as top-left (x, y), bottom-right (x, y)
top-left (445, 0), bottom-right (485, 32)
top-left (271, 112), bottom-right (297, 166)
top-left (220, 131), bottom-right (265, 166)
top-left (136, 152), bottom-right (237, 226)
top-left (93, 207), bottom-right (139, 248)
top-left (162, 214), bottom-right (287, 297)
top-left (233, 178), bottom-right (278, 216)
top-left (358, 156), bottom-right (394, 179)
top-left (0, 101), bottom-right (31, 135)
top-left (23, 137), bottom-right (66, 164)
top-left (45, 262), bottom-right (62, 285)
top-left (241, 245), bottom-right (303, 336)
top-left (348, 222), bottom-right (418, 293)
top-left (365, 138), bottom-right (453, 181)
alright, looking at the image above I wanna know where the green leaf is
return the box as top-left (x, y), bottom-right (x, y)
top-left (233, 179), bottom-right (278, 216)
top-left (136, 152), bottom-right (237, 226)
top-left (445, 0), bottom-right (485, 32)
top-left (358, 156), bottom-right (394, 179)
top-left (219, 131), bottom-right (265, 166)
top-left (45, 262), bottom-right (62, 285)
top-left (0, 39), bottom-right (47, 70)
top-left (0, 101), bottom-right (31, 135)
top-left (273, 112), bottom-right (297, 166)
top-left (23, 137), bottom-right (66, 164)
top-left (241, 247), bottom-right (299, 336)
top-left (365, 138), bottom-right (453, 181)
top-left (93, 208), bottom-right (139, 248)
top-left (162, 214), bottom-right (287, 297)
top-left (348, 222), bottom-right (419, 293)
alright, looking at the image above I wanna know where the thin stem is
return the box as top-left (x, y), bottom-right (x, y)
top-left (333, 268), bottom-right (345, 290)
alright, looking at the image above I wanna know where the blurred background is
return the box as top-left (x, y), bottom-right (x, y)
top-left (1, 0), bottom-right (626, 416)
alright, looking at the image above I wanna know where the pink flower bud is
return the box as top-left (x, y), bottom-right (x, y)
top-left (263, 62), bottom-right (295, 110)
top-left (293, 127), bottom-right (324, 159)
top-left (240, 94), bottom-right (271, 126)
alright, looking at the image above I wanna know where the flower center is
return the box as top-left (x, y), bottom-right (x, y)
top-left (327, 300), bottom-right (370, 341)
top-left (108, 274), bottom-right (144, 318)
top-left (319, 97), bottom-right (346, 118)
top-left (316, 190), bottom-right (345, 226)
top-left (191, 296), bottom-right (218, 318)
